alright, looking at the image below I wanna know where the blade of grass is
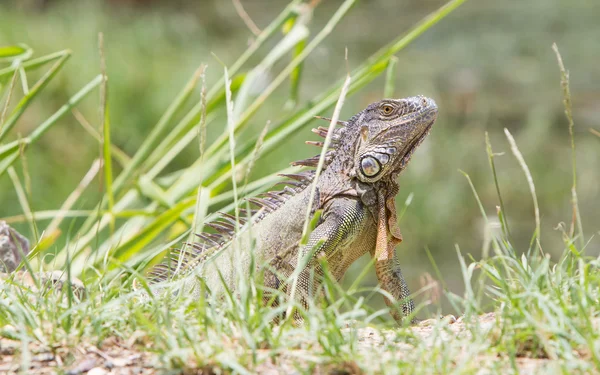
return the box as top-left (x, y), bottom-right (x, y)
top-left (241, 120), bottom-right (270, 195)
top-left (190, 65), bottom-right (208, 241)
top-left (285, 7), bottom-right (312, 108)
top-left (71, 108), bottom-right (131, 168)
top-left (552, 43), bottom-right (583, 250)
top-left (383, 56), bottom-right (398, 98)
top-left (0, 44), bottom-right (31, 61)
top-left (223, 66), bottom-right (241, 227)
top-left (0, 150), bottom-right (19, 176)
top-left (0, 68), bottom-right (19, 132)
top-left (3, 210), bottom-right (95, 224)
top-left (144, 114), bottom-right (215, 180)
top-left (485, 132), bottom-right (510, 239)
top-left (7, 167), bottom-right (38, 242)
top-left (232, 0), bottom-right (261, 36)
top-left (111, 67), bottom-right (203, 196)
top-left (0, 74), bottom-right (103, 158)
top-left (18, 66), bottom-right (29, 96)
top-left (109, 196), bottom-right (195, 265)
top-left (232, 16), bottom-right (310, 120)
top-left (0, 52), bottom-right (71, 142)
top-left (287, 52), bottom-right (352, 320)
top-left (45, 159), bottom-right (102, 242)
top-left (301, 57), bottom-right (350, 241)
top-left (504, 128), bottom-right (542, 253)
top-left (99, 33), bottom-right (115, 234)
top-left (348, 0), bottom-right (466, 89)
top-left (0, 50), bottom-right (70, 81)
top-left (459, 169), bottom-right (492, 259)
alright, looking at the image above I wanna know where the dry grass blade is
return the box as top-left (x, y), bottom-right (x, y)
top-left (485, 132), bottom-right (510, 239)
top-left (224, 66), bottom-right (241, 227)
top-left (0, 68), bottom-right (19, 131)
top-left (191, 64), bottom-right (208, 241)
top-left (286, 52), bottom-right (352, 319)
top-left (45, 159), bottom-right (102, 240)
top-left (232, 0), bottom-right (261, 36)
top-left (504, 128), bottom-right (541, 252)
top-left (98, 32), bottom-right (115, 234)
top-left (552, 43), bottom-right (584, 248)
top-left (7, 167), bottom-right (38, 242)
top-left (301, 57), bottom-right (351, 240)
top-left (71, 108), bottom-right (130, 167)
top-left (242, 120), bottom-right (271, 193)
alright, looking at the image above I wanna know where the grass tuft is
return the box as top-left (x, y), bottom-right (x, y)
top-left (1, 0), bottom-right (599, 373)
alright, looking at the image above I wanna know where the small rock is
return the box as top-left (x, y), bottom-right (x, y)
top-left (0, 221), bottom-right (30, 273)
top-left (32, 353), bottom-right (55, 362)
top-left (109, 356), bottom-right (132, 367)
top-left (87, 367), bottom-right (109, 375)
top-left (66, 357), bottom-right (98, 375)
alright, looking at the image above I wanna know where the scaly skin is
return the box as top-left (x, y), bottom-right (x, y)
top-left (148, 96), bottom-right (438, 324)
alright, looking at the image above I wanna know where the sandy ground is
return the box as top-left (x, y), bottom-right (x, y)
top-left (2, 312), bottom-right (583, 375)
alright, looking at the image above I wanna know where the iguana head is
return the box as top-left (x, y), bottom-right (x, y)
top-left (350, 96), bottom-right (438, 183)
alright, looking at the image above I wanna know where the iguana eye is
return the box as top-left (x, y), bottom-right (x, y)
top-left (381, 104), bottom-right (394, 115)
top-left (360, 156), bottom-right (381, 177)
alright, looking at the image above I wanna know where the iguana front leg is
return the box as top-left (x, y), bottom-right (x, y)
top-left (289, 197), bottom-right (369, 305)
top-left (372, 190), bottom-right (417, 324)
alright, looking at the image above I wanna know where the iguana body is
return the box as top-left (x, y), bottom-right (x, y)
top-left (149, 96), bottom-right (438, 323)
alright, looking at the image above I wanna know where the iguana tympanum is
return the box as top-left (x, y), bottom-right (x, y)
top-left (146, 95), bottom-right (438, 324)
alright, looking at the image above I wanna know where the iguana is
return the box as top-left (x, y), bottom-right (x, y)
top-left (145, 95), bottom-right (438, 324)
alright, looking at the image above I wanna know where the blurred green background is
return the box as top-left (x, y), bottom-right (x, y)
top-left (1, 0), bottom-right (598, 313)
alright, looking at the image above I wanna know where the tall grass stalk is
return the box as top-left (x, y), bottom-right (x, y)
top-left (552, 43), bottom-right (584, 250)
top-left (504, 128), bottom-right (542, 253)
top-left (286, 52), bottom-right (352, 322)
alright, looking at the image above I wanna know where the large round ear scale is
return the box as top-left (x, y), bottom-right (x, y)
top-left (360, 155), bottom-right (382, 178)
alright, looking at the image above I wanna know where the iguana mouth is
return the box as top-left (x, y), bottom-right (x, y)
top-left (398, 117), bottom-right (435, 170)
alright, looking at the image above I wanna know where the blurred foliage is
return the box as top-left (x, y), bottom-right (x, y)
top-left (0, 0), bottom-right (598, 310)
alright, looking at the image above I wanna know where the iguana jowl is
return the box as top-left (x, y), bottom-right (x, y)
top-left (149, 96), bottom-right (438, 323)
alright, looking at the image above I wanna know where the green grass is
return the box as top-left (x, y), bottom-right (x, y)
top-left (1, 0), bottom-right (599, 373)
top-left (2, 0), bottom-right (600, 303)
